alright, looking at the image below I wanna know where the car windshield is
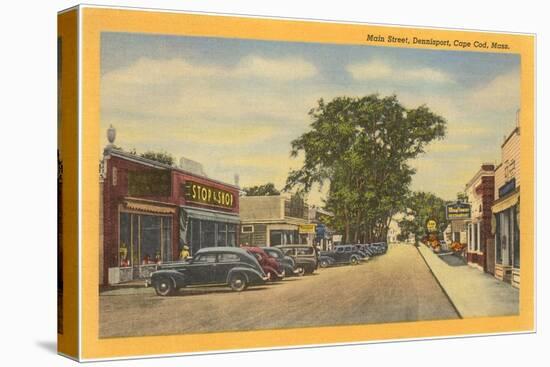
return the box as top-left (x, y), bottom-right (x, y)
top-left (296, 248), bottom-right (313, 255)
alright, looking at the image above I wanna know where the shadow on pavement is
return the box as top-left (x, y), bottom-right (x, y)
top-left (174, 286), bottom-right (269, 297)
top-left (438, 253), bottom-right (467, 267)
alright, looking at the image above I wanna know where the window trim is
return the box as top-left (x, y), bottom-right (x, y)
top-left (241, 225), bottom-right (254, 233)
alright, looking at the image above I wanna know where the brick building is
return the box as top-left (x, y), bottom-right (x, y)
top-left (464, 164), bottom-right (495, 273)
top-left (101, 148), bottom-right (240, 285)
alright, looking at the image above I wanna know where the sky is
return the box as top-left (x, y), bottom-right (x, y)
top-left (100, 32), bottom-right (520, 205)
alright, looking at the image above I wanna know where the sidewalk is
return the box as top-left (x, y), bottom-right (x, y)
top-left (417, 244), bottom-right (519, 318)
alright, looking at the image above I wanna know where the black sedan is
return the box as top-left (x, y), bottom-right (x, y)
top-left (319, 245), bottom-right (363, 266)
top-left (149, 247), bottom-right (269, 296)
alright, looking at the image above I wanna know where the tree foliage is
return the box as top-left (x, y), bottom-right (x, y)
top-left (140, 150), bottom-right (174, 166)
top-left (398, 191), bottom-right (449, 242)
top-left (285, 94), bottom-right (446, 243)
top-left (243, 183), bottom-right (280, 196)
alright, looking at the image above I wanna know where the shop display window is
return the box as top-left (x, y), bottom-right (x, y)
top-left (118, 212), bottom-right (173, 267)
top-left (186, 219), bottom-right (237, 255)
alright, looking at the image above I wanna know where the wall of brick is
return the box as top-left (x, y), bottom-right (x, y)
top-left (102, 152), bottom-right (240, 284)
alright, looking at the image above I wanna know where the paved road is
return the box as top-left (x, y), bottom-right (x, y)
top-left (99, 244), bottom-right (458, 338)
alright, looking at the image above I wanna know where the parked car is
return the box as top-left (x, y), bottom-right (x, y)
top-left (352, 244), bottom-right (369, 259)
top-left (242, 246), bottom-right (285, 281)
top-left (361, 242), bottom-right (388, 256)
top-left (261, 247), bottom-right (303, 277)
top-left (276, 245), bottom-right (318, 275)
top-left (320, 245), bottom-right (362, 266)
top-left (149, 247), bottom-right (268, 296)
top-left (318, 253), bottom-right (336, 268)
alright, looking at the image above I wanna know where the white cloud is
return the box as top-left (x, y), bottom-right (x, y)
top-left (234, 55), bottom-right (318, 81)
top-left (468, 70), bottom-right (520, 109)
top-left (347, 60), bottom-right (454, 83)
top-left (103, 55), bottom-right (317, 85)
top-left (101, 56), bottom-right (321, 125)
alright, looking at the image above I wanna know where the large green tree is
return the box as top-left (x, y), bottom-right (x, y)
top-left (285, 94), bottom-right (446, 242)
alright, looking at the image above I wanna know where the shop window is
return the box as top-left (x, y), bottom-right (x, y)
top-left (141, 215), bottom-right (161, 264)
top-left (132, 215), bottom-right (139, 266)
top-left (201, 221), bottom-right (216, 248)
top-left (270, 231), bottom-right (282, 246)
top-left (227, 224), bottom-right (236, 247)
top-left (241, 225), bottom-right (254, 233)
top-left (190, 219), bottom-right (201, 256)
top-left (162, 217), bottom-right (172, 262)
top-left (119, 212), bottom-right (131, 267)
top-left (495, 214), bottom-right (502, 264)
top-left (513, 206), bottom-right (520, 268)
top-left (271, 230), bottom-right (301, 246)
top-left (217, 223), bottom-right (227, 247)
top-left (119, 212), bottom-right (173, 267)
top-left (186, 219), bottom-right (236, 254)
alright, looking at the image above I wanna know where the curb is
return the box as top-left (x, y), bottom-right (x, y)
top-left (415, 245), bottom-right (463, 319)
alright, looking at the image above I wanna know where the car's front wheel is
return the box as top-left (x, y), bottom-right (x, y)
top-left (295, 266), bottom-right (305, 276)
top-left (350, 256), bottom-right (359, 265)
top-left (154, 277), bottom-right (175, 296)
top-left (229, 273), bottom-right (248, 292)
top-left (320, 259), bottom-right (329, 268)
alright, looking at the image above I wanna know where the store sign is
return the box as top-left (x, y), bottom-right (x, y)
top-left (446, 202), bottom-right (471, 220)
top-left (183, 181), bottom-right (235, 208)
top-left (499, 178), bottom-right (516, 198)
top-left (299, 224), bottom-right (316, 234)
top-left (315, 224), bottom-right (326, 239)
top-left (426, 218), bottom-right (438, 233)
top-left (332, 234), bottom-right (343, 243)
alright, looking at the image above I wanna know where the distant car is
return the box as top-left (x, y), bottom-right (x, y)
top-left (352, 244), bottom-right (369, 259)
top-left (261, 247), bottom-right (303, 277)
top-left (276, 245), bottom-right (318, 275)
top-left (149, 247), bottom-right (268, 296)
top-left (362, 242), bottom-right (388, 256)
top-left (243, 246), bottom-right (285, 281)
top-left (321, 245), bottom-right (362, 266)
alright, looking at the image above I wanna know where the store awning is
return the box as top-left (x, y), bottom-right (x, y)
top-left (492, 191), bottom-right (519, 213)
top-left (181, 206), bottom-right (240, 224)
top-left (123, 199), bottom-right (176, 214)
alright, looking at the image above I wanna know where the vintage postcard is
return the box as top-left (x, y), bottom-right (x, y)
top-left (57, 4), bottom-right (535, 361)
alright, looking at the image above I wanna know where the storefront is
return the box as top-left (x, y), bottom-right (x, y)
top-left (101, 148), bottom-right (240, 285)
top-left (493, 123), bottom-right (520, 288)
top-left (182, 207), bottom-right (239, 255)
top-left (239, 195), bottom-right (311, 247)
top-left (464, 164), bottom-right (495, 272)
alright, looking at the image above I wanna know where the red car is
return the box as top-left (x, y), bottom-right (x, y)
top-left (242, 246), bottom-right (285, 281)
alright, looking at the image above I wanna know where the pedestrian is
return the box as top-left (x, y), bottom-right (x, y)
top-left (179, 245), bottom-right (190, 260)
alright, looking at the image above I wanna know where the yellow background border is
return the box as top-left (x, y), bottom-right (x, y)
top-left (78, 6), bottom-right (535, 360)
